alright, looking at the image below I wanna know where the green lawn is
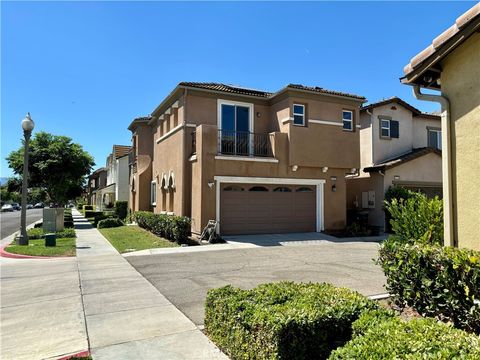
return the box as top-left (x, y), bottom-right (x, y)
top-left (6, 237), bottom-right (76, 257)
top-left (99, 225), bottom-right (178, 253)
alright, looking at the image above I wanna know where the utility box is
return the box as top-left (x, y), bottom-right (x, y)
top-left (43, 208), bottom-right (65, 233)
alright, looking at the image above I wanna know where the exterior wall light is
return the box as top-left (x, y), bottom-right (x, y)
top-left (322, 167), bottom-right (328, 173)
top-left (394, 175), bottom-right (400, 180)
top-left (332, 184), bottom-right (337, 192)
top-left (330, 176), bottom-right (337, 181)
top-left (292, 165), bottom-right (298, 172)
top-left (208, 182), bottom-right (215, 189)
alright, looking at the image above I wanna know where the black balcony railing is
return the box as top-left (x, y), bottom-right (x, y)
top-left (218, 130), bottom-right (273, 157)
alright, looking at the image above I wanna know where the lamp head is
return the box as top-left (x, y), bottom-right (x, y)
top-left (21, 113), bottom-right (35, 132)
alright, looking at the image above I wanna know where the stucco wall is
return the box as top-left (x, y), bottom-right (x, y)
top-left (412, 116), bottom-right (441, 148)
top-left (440, 32), bottom-right (480, 250)
top-left (359, 112), bottom-right (373, 175)
top-left (116, 156), bottom-right (129, 202)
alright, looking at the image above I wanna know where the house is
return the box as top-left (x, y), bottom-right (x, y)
top-left (128, 82), bottom-right (366, 236)
top-left (87, 167), bottom-right (107, 208)
top-left (400, 3), bottom-right (479, 250)
top-left (346, 97), bottom-right (442, 230)
top-left (94, 145), bottom-right (131, 211)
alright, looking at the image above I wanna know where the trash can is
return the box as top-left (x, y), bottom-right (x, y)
top-left (45, 233), bottom-right (56, 247)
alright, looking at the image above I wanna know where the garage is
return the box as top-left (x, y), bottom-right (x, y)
top-left (219, 183), bottom-right (318, 235)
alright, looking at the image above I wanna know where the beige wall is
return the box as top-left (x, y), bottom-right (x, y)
top-left (440, 32), bottom-right (480, 251)
top-left (359, 112), bottom-right (373, 174)
top-left (412, 116), bottom-right (441, 148)
top-left (346, 174), bottom-right (385, 227)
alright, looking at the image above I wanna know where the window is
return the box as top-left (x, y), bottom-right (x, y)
top-left (293, 104), bottom-right (305, 126)
top-left (223, 185), bottom-right (244, 192)
top-left (249, 186), bottom-right (269, 192)
top-left (428, 128), bottom-right (442, 150)
top-left (380, 119), bottom-right (390, 138)
top-left (273, 186), bottom-right (292, 192)
top-left (296, 187), bottom-right (314, 192)
top-left (342, 110), bottom-right (353, 131)
top-left (150, 181), bottom-right (157, 206)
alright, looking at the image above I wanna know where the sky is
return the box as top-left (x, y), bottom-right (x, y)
top-left (1, 1), bottom-right (475, 177)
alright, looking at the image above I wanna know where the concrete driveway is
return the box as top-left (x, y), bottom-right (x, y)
top-left (127, 236), bottom-right (386, 326)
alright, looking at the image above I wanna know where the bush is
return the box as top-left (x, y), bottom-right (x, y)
top-left (385, 191), bottom-right (443, 245)
top-left (83, 205), bottom-right (94, 212)
top-left (329, 316), bottom-right (480, 359)
top-left (350, 309), bottom-right (396, 337)
top-left (377, 238), bottom-right (480, 333)
top-left (97, 218), bottom-right (124, 229)
top-left (27, 227), bottom-right (76, 239)
top-left (56, 228), bottom-right (76, 238)
top-left (85, 210), bottom-right (102, 219)
top-left (34, 222), bottom-right (43, 228)
top-left (64, 221), bottom-right (74, 228)
top-left (205, 282), bottom-right (379, 360)
top-left (114, 201), bottom-right (128, 220)
top-left (134, 211), bottom-right (191, 244)
top-left (27, 228), bottom-right (45, 239)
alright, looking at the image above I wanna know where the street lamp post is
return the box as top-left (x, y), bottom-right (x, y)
top-left (17, 113), bottom-right (35, 246)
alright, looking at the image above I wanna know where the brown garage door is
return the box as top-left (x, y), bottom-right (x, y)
top-left (220, 184), bottom-right (316, 235)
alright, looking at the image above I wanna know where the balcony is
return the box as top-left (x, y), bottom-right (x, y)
top-left (217, 130), bottom-right (273, 157)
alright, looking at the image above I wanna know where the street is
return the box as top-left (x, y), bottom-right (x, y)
top-left (0, 209), bottom-right (43, 240)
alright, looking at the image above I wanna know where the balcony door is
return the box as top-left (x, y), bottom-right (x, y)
top-left (219, 101), bottom-right (253, 156)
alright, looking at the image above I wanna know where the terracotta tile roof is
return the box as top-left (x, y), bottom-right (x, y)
top-left (128, 116), bottom-right (152, 131)
top-left (361, 96), bottom-right (440, 119)
top-left (89, 167), bottom-right (106, 178)
top-left (402, 3), bottom-right (480, 87)
top-left (113, 145), bottom-right (131, 159)
top-left (179, 82), bottom-right (366, 101)
top-left (364, 147), bottom-right (441, 172)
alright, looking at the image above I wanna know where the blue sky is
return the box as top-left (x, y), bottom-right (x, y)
top-left (1, 1), bottom-right (475, 177)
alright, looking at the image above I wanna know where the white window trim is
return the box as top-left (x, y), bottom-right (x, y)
top-left (293, 104), bottom-right (305, 126)
top-left (150, 181), bottom-right (157, 206)
top-left (342, 110), bottom-right (353, 131)
top-left (214, 176), bottom-right (325, 234)
top-left (214, 155), bottom-right (279, 163)
top-left (380, 118), bottom-right (391, 138)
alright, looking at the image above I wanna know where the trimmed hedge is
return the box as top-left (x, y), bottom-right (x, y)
top-left (377, 237), bottom-right (480, 333)
top-left (83, 205), bottom-right (94, 212)
top-left (114, 201), bottom-right (128, 220)
top-left (329, 313), bottom-right (480, 359)
top-left (134, 211), bottom-right (191, 244)
top-left (27, 227), bottom-right (76, 239)
top-left (84, 210), bottom-right (102, 219)
top-left (97, 218), bottom-right (124, 229)
top-left (205, 282), bottom-right (379, 360)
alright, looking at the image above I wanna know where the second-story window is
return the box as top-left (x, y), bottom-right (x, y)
top-left (293, 104), bottom-right (305, 126)
top-left (343, 110), bottom-right (353, 131)
top-left (428, 128), bottom-right (442, 150)
top-left (380, 119), bottom-right (390, 138)
top-left (380, 117), bottom-right (399, 139)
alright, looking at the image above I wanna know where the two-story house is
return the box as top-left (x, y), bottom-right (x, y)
top-left (87, 167), bottom-right (107, 208)
top-left (128, 82), bottom-right (365, 236)
top-left (94, 145), bottom-right (131, 211)
top-left (346, 97), bottom-right (442, 230)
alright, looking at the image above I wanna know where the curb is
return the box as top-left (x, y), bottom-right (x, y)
top-left (0, 244), bottom-right (72, 259)
top-left (57, 350), bottom-right (90, 360)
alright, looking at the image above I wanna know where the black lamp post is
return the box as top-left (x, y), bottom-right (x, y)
top-left (17, 113), bottom-right (35, 246)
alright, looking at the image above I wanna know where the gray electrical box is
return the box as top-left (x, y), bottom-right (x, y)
top-left (43, 208), bottom-right (65, 233)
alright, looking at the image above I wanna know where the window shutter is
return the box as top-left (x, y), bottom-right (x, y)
top-left (390, 120), bottom-right (399, 138)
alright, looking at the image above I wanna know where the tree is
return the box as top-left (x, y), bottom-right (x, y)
top-left (6, 131), bottom-right (95, 205)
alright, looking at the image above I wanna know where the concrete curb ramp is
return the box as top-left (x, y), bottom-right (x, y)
top-left (72, 209), bottom-right (227, 359)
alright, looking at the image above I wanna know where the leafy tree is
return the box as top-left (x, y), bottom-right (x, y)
top-left (6, 131), bottom-right (94, 205)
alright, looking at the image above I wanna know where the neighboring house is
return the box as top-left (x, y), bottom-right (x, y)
top-left (346, 97), bottom-right (442, 230)
top-left (128, 82), bottom-right (366, 236)
top-left (95, 145), bottom-right (131, 211)
top-left (87, 167), bottom-right (107, 208)
top-left (400, 3), bottom-right (479, 251)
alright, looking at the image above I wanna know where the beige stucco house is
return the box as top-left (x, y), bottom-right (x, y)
top-left (88, 167), bottom-right (107, 208)
top-left (401, 3), bottom-right (479, 250)
top-left (346, 97), bottom-right (442, 230)
top-left (128, 82), bottom-right (366, 236)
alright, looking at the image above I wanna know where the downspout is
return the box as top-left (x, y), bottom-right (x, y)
top-left (412, 85), bottom-right (454, 247)
top-left (181, 88), bottom-right (188, 216)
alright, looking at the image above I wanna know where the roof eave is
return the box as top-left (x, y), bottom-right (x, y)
top-left (273, 86), bottom-right (366, 103)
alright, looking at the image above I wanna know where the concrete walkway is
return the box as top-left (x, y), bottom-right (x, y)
top-left (72, 209), bottom-right (227, 359)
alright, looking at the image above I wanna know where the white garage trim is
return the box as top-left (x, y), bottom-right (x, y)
top-left (214, 176), bottom-right (325, 234)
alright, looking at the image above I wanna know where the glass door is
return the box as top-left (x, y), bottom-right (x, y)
top-left (220, 104), bottom-right (251, 155)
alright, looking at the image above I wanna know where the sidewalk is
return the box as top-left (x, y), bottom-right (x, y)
top-left (72, 209), bottom-right (227, 359)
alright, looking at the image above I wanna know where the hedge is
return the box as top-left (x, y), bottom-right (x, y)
top-left (377, 237), bottom-right (480, 333)
top-left (27, 227), bottom-right (76, 239)
top-left (205, 282), bottom-right (379, 360)
top-left (114, 201), bottom-right (128, 220)
top-left (134, 211), bottom-right (191, 244)
top-left (84, 210), bottom-right (102, 219)
top-left (329, 313), bottom-right (480, 359)
top-left (97, 218), bottom-right (124, 229)
top-left (83, 205), bottom-right (94, 212)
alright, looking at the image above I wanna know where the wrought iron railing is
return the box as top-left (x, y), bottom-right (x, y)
top-left (217, 130), bottom-right (273, 157)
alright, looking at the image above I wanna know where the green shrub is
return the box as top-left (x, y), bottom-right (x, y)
top-left (64, 221), bottom-right (74, 228)
top-left (205, 282), bottom-right (379, 360)
top-left (114, 201), bottom-right (128, 220)
top-left (34, 222), bottom-right (43, 228)
top-left (377, 238), bottom-right (480, 333)
top-left (27, 227), bottom-right (76, 239)
top-left (350, 309), bottom-right (396, 337)
top-left (97, 218), bottom-right (124, 229)
top-left (385, 191), bottom-right (443, 245)
top-left (134, 211), bottom-right (191, 244)
top-left (83, 205), bottom-right (94, 212)
top-left (329, 316), bottom-right (480, 359)
top-left (84, 210), bottom-right (102, 219)
top-left (56, 228), bottom-right (76, 238)
top-left (27, 228), bottom-right (45, 239)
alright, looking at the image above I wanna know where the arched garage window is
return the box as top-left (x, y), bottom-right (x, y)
top-left (224, 185), bottom-right (244, 192)
top-left (273, 186), bottom-right (292, 192)
top-left (296, 187), bottom-right (314, 192)
top-left (249, 186), bottom-right (269, 192)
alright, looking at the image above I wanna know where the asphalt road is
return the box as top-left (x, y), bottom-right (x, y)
top-left (127, 241), bottom-right (386, 326)
top-left (0, 209), bottom-right (43, 240)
